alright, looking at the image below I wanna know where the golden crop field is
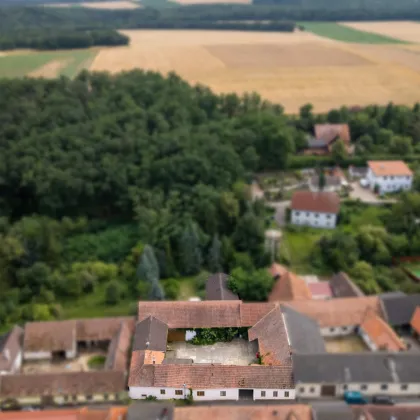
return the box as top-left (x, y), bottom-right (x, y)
top-left (89, 28), bottom-right (420, 113)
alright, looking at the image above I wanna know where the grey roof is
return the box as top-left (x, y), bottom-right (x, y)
top-left (205, 273), bottom-right (239, 301)
top-left (162, 358), bottom-right (193, 365)
top-left (330, 272), bottom-right (364, 298)
top-left (293, 353), bottom-right (420, 384)
top-left (379, 291), bottom-right (406, 300)
top-left (281, 305), bottom-right (326, 354)
top-left (307, 137), bottom-right (328, 149)
top-left (380, 294), bottom-right (420, 326)
top-left (127, 402), bottom-right (174, 420)
top-left (309, 175), bottom-right (341, 188)
top-left (312, 402), bottom-right (354, 420)
top-left (133, 316), bottom-right (168, 352)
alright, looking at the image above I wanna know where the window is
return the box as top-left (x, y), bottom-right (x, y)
top-left (72, 395), bottom-right (77, 402)
top-left (299, 387), bottom-right (305, 393)
top-left (284, 391), bottom-right (289, 397)
top-left (261, 391), bottom-right (266, 397)
top-left (330, 328), bottom-right (335, 332)
top-left (86, 395), bottom-right (92, 401)
top-left (326, 214), bottom-right (331, 219)
top-left (310, 387), bottom-right (315, 393)
top-left (175, 390), bottom-right (183, 396)
top-left (273, 391), bottom-right (278, 397)
top-left (197, 391), bottom-right (205, 397)
top-left (342, 327), bottom-right (347, 331)
top-left (295, 212), bottom-right (300, 216)
top-left (360, 385), bottom-right (367, 391)
top-left (160, 390), bottom-right (166, 395)
top-left (306, 212), bottom-right (309, 217)
top-left (220, 391), bottom-right (226, 397)
top-left (63, 395), bottom-right (68, 402)
top-left (343, 385), bottom-right (348, 391)
top-left (401, 384), bottom-right (408, 391)
top-left (390, 176), bottom-right (394, 180)
top-left (315, 213), bottom-right (319, 218)
top-left (381, 384), bottom-right (388, 390)
top-left (103, 394), bottom-right (109, 400)
top-left (384, 176), bottom-right (388, 180)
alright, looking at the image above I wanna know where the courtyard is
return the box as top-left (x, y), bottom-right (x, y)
top-left (165, 338), bottom-right (259, 366)
top-left (22, 351), bottom-right (107, 374)
top-left (324, 335), bottom-right (369, 353)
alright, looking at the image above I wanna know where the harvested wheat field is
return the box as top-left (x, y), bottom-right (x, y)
top-left (342, 21), bottom-right (420, 43)
top-left (28, 59), bottom-right (71, 78)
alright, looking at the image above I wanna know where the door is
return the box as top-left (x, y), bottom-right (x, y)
top-left (321, 384), bottom-right (336, 397)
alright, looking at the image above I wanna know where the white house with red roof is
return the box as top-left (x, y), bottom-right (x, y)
top-left (290, 191), bottom-right (340, 229)
top-left (366, 160), bottom-right (413, 194)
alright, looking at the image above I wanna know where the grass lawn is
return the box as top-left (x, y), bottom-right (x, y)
top-left (301, 22), bottom-right (406, 44)
top-left (177, 276), bottom-right (199, 300)
top-left (62, 283), bottom-right (135, 319)
top-left (87, 354), bottom-right (106, 369)
top-left (0, 49), bottom-right (97, 79)
top-left (281, 228), bottom-right (331, 275)
top-left (401, 263), bottom-right (420, 278)
top-left (342, 203), bottom-right (389, 231)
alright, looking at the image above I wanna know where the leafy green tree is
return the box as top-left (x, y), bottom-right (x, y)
top-left (137, 245), bottom-right (165, 300)
top-left (232, 211), bottom-right (265, 257)
top-left (331, 139), bottom-right (347, 163)
top-left (318, 170), bottom-right (326, 191)
top-left (105, 280), bottom-right (125, 305)
top-left (228, 267), bottom-right (274, 301)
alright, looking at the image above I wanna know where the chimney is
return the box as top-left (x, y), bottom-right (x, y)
top-left (152, 356), bottom-right (156, 365)
top-left (146, 341), bottom-right (150, 348)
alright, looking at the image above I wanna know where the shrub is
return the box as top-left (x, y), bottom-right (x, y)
top-left (87, 355), bottom-right (106, 369)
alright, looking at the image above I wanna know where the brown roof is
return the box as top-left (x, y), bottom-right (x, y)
top-left (269, 271), bottom-right (312, 302)
top-left (105, 321), bottom-right (132, 371)
top-left (286, 296), bottom-right (383, 328)
top-left (174, 405), bottom-right (312, 420)
top-left (315, 123), bottom-right (351, 145)
top-left (128, 350), bottom-right (166, 387)
top-left (330, 272), bottom-right (364, 298)
top-left (411, 306), bottom-right (420, 335)
top-left (133, 316), bottom-right (168, 352)
top-left (130, 364), bottom-right (294, 389)
top-left (307, 282), bottom-right (333, 299)
top-left (76, 317), bottom-right (135, 342)
top-left (0, 371), bottom-right (126, 398)
top-left (360, 308), bottom-right (406, 351)
top-left (24, 320), bottom-right (77, 353)
top-left (269, 263), bottom-right (289, 278)
top-left (205, 273), bottom-right (239, 301)
top-left (0, 325), bottom-right (23, 372)
top-left (291, 191), bottom-right (340, 214)
top-left (248, 307), bottom-right (292, 366)
top-left (368, 160), bottom-right (413, 177)
top-left (138, 301), bottom-right (276, 329)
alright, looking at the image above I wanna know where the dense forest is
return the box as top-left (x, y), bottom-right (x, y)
top-left (0, 29), bottom-right (129, 50)
top-left (0, 70), bottom-right (301, 329)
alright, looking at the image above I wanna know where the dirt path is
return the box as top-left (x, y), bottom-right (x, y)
top-left (29, 59), bottom-right (72, 78)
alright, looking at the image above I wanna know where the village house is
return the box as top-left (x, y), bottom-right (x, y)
top-left (0, 326), bottom-right (23, 375)
top-left (294, 353), bottom-right (420, 398)
top-left (0, 317), bottom-right (134, 409)
top-left (366, 160), bottom-right (413, 194)
top-left (290, 191), bottom-right (340, 229)
top-left (129, 301), bottom-right (295, 401)
top-left (305, 124), bottom-right (352, 156)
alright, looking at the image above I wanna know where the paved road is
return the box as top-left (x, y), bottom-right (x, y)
top-left (266, 200), bottom-right (290, 227)
top-left (349, 182), bottom-right (396, 205)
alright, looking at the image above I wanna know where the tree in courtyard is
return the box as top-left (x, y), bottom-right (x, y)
top-left (228, 267), bottom-right (274, 301)
top-left (318, 169), bottom-right (326, 191)
top-left (331, 139), bottom-right (347, 164)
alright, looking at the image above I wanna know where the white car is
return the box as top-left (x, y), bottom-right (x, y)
top-left (359, 178), bottom-right (369, 188)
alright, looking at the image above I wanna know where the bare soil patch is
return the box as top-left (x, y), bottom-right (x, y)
top-left (206, 43), bottom-right (369, 68)
top-left (28, 59), bottom-right (72, 78)
top-left (324, 335), bottom-right (368, 353)
top-left (342, 21), bottom-right (420, 43)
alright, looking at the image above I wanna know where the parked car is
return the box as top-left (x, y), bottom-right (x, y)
top-left (371, 395), bottom-right (395, 405)
top-left (344, 391), bottom-right (368, 405)
top-left (360, 178), bottom-right (369, 188)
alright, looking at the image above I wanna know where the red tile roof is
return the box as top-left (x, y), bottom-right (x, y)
top-left (360, 309), bottom-right (406, 351)
top-left (307, 281), bottom-right (333, 299)
top-left (368, 160), bottom-right (413, 177)
top-left (248, 307), bottom-right (292, 366)
top-left (286, 296), bottom-right (383, 328)
top-left (138, 301), bottom-right (276, 329)
top-left (291, 191), bottom-right (340, 214)
top-left (130, 364), bottom-right (294, 389)
top-left (411, 306), bottom-right (420, 335)
top-left (269, 271), bottom-right (312, 302)
top-left (315, 123), bottom-right (351, 145)
top-left (174, 405), bottom-right (312, 420)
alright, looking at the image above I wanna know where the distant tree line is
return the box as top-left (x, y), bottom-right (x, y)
top-left (0, 29), bottom-right (129, 50)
